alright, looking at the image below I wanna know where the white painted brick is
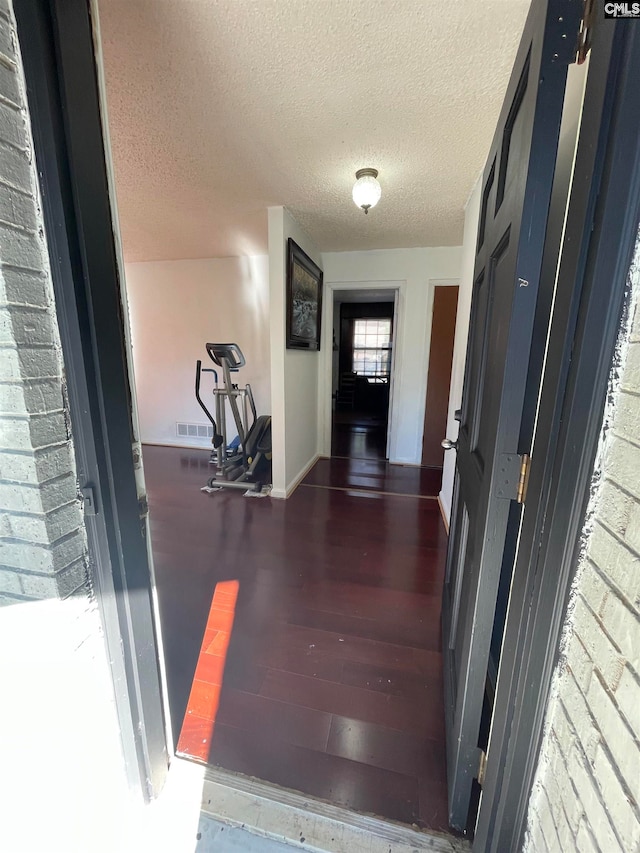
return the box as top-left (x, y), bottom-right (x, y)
top-left (0, 591), bottom-right (23, 606)
top-left (0, 411), bottom-right (67, 451)
top-left (589, 523), bottom-right (640, 610)
top-left (0, 472), bottom-right (77, 514)
top-left (0, 378), bottom-right (64, 417)
top-left (0, 381), bottom-right (24, 413)
top-left (552, 802), bottom-right (576, 851)
top-left (0, 442), bottom-right (74, 484)
top-left (621, 341), bottom-right (640, 394)
top-left (612, 390), bottom-right (640, 444)
top-left (0, 14), bottom-right (14, 60)
top-left (20, 379), bottom-right (65, 415)
top-left (0, 100), bottom-right (25, 151)
top-left (0, 221), bottom-right (42, 270)
top-left (29, 411), bottom-right (68, 448)
top-left (604, 435), bottom-right (640, 500)
top-left (626, 503), bottom-right (640, 554)
top-left (600, 593), bottom-right (640, 673)
top-left (0, 528), bottom-right (84, 573)
top-left (1, 184), bottom-right (38, 236)
top-left (561, 673), bottom-right (601, 762)
top-left (0, 305), bottom-right (56, 346)
top-left (526, 818), bottom-right (549, 853)
top-left (551, 702), bottom-right (576, 762)
top-left (575, 819), bottom-right (599, 853)
top-left (592, 743), bottom-right (640, 852)
top-left (17, 558), bottom-right (85, 599)
top-left (631, 300), bottom-right (640, 343)
top-left (0, 268), bottom-right (49, 307)
top-left (0, 345), bottom-right (20, 380)
top-left (0, 414), bottom-right (34, 449)
top-left (586, 673), bottom-right (640, 797)
top-left (0, 565), bottom-right (21, 594)
top-left (0, 345), bottom-right (61, 382)
top-left (0, 138), bottom-right (32, 193)
top-left (38, 472), bottom-right (78, 513)
top-left (4, 502), bottom-right (81, 544)
top-left (0, 479), bottom-right (42, 513)
top-left (573, 595), bottom-right (625, 690)
top-left (537, 791), bottom-right (562, 853)
top-left (0, 60), bottom-right (20, 107)
top-left (0, 446), bottom-right (31, 480)
top-left (543, 740), bottom-right (582, 833)
top-left (566, 633), bottom-right (594, 693)
top-left (597, 481), bottom-right (635, 540)
top-left (576, 563), bottom-right (610, 618)
top-left (614, 665), bottom-right (640, 736)
top-left (567, 744), bottom-right (624, 853)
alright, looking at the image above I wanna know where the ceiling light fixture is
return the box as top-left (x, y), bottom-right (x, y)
top-left (352, 168), bottom-right (381, 214)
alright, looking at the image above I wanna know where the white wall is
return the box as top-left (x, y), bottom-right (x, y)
top-left (124, 257), bottom-right (270, 447)
top-left (320, 248), bottom-right (462, 465)
top-left (439, 176), bottom-right (482, 523)
top-left (268, 207), bottom-right (323, 497)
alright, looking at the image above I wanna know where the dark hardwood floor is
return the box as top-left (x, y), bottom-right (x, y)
top-left (144, 444), bottom-right (452, 833)
top-left (331, 411), bottom-right (387, 460)
top-left (303, 456), bottom-right (442, 497)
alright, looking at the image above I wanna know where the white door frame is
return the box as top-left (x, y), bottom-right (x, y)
top-left (318, 279), bottom-right (405, 460)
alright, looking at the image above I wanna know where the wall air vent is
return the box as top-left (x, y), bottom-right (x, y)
top-left (176, 422), bottom-right (213, 440)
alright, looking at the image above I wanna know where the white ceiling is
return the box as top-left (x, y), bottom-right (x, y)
top-left (97, 0), bottom-right (531, 262)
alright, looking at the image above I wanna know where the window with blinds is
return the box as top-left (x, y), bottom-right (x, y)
top-left (352, 319), bottom-right (392, 382)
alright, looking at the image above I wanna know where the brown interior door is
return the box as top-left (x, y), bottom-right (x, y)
top-left (422, 285), bottom-right (459, 468)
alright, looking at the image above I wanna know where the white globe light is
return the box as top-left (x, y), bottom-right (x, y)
top-left (352, 168), bottom-right (381, 214)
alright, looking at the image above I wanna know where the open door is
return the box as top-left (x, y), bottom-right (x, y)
top-left (441, 0), bottom-right (583, 831)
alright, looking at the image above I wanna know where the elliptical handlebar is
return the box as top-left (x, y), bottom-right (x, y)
top-left (195, 360), bottom-right (223, 448)
top-left (205, 342), bottom-right (246, 370)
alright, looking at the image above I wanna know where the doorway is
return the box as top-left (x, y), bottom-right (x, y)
top-left (421, 284), bottom-right (459, 484)
top-left (331, 291), bottom-right (396, 460)
top-left (20, 3), bottom-right (637, 849)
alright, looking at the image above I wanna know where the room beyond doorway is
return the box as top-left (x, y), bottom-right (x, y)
top-left (331, 290), bottom-right (396, 461)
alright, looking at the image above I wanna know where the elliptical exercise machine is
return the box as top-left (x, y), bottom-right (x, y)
top-left (195, 343), bottom-right (272, 493)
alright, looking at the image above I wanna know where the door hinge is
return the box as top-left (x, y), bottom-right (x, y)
top-left (477, 749), bottom-right (488, 787)
top-left (576, 0), bottom-right (595, 64)
top-left (495, 453), bottom-right (531, 502)
top-left (516, 454), bottom-right (531, 504)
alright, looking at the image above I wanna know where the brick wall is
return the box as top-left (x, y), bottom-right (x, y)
top-left (525, 237), bottom-right (640, 852)
top-left (0, 1), bottom-right (87, 603)
top-left (0, 5), bottom-right (135, 850)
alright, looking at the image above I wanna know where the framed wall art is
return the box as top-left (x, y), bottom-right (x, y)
top-left (286, 238), bottom-right (323, 350)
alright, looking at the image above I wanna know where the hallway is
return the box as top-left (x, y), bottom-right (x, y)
top-left (145, 446), bottom-right (450, 833)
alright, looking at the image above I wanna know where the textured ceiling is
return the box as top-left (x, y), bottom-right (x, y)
top-left (97, 0), bottom-right (531, 261)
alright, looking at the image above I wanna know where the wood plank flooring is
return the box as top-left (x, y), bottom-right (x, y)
top-left (301, 455), bottom-right (443, 497)
top-left (144, 444), bottom-right (452, 833)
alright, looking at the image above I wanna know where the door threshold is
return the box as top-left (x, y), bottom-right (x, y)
top-left (200, 765), bottom-right (469, 853)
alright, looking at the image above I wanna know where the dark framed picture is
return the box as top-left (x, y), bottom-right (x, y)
top-left (286, 238), bottom-right (323, 350)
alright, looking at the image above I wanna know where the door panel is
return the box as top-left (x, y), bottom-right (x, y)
top-left (441, 0), bottom-right (582, 831)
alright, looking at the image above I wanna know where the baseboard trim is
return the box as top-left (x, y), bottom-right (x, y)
top-left (437, 493), bottom-right (450, 534)
top-left (142, 440), bottom-right (211, 452)
top-left (273, 452), bottom-right (320, 500)
top-left (200, 765), bottom-right (469, 853)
